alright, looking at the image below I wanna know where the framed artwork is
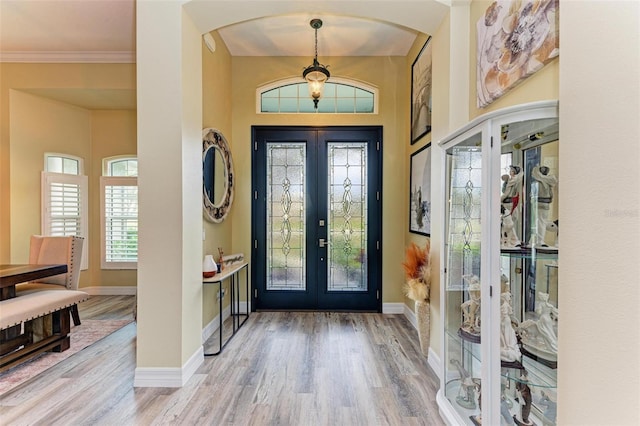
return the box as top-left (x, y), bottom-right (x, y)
top-left (409, 143), bottom-right (431, 236)
top-left (476, 0), bottom-right (559, 108)
top-left (410, 37), bottom-right (433, 144)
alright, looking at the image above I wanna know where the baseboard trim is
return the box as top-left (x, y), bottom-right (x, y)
top-left (402, 302), bottom-right (442, 380)
top-left (382, 302), bottom-right (405, 314)
top-left (82, 286), bottom-right (137, 296)
top-left (202, 306), bottom-right (230, 343)
top-left (201, 300), bottom-right (251, 343)
top-left (133, 345), bottom-right (203, 388)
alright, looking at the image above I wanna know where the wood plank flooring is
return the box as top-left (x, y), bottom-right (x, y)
top-left (0, 297), bottom-right (444, 425)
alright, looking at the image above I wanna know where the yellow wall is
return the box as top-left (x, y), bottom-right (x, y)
top-left (469, 0), bottom-right (559, 118)
top-left (89, 109), bottom-right (138, 287)
top-left (230, 55), bottom-right (410, 306)
top-left (403, 11), bottom-right (450, 354)
top-left (202, 30), bottom-right (234, 325)
top-left (0, 63), bottom-right (137, 288)
top-left (9, 91), bottom-right (91, 263)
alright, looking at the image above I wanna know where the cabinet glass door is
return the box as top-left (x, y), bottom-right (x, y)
top-left (499, 117), bottom-right (559, 426)
top-left (443, 130), bottom-right (485, 424)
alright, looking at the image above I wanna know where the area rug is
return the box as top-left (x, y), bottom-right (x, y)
top-left (0, 319), bottom-right (132, 396)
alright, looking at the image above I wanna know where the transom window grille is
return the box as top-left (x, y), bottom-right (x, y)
top-left (106, 157), bottom-right (138, 177)
top-left (101, 157), bottom-right (138, 269)
top-left (46, 154), bottom-right (81, 175)
top-left (42, 153), bottom-right (88, 269)
top-left (258, 77), bottom-right (377, 114)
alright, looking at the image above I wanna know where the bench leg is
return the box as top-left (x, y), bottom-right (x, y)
top-left (51, 308), bottom-right (71, 352)
top-left (70, 304), bottom-right (81, 326)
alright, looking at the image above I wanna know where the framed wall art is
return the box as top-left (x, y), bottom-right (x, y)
top-left (410, 37), bottom-right (433, 144)
top-left (476, 0), bottom-right (559, 108)
top-left (409, 143), bottom-right (431, 236)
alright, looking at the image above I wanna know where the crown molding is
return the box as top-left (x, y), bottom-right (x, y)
top-left (0, 51), bottom-right (135, 63)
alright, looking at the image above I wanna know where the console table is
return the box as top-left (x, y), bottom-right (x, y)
top-left (202, 262), bottom-right (249, 356)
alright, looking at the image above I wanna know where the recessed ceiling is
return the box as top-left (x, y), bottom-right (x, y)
top-left (217, 14), bottom-right (418, 57)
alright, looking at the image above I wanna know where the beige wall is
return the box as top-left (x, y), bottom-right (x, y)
top-left (559, 1), bottom-right (639, 423)
top-left (135, 2), bottom-right (204, 371)
top-left (230, 55), bottom-right (410, 306)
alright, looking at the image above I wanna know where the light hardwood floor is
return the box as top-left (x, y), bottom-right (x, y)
top-left (0, 296), bottom-right (444, 425)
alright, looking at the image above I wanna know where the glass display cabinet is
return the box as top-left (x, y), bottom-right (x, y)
top-left (437, 101), bottom-right (559, 426)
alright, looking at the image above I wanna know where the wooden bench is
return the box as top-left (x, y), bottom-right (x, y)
top-left (0, 289), bottom-right (89, 372)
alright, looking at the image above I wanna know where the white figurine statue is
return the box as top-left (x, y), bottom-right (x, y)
top-left (501, 166), bottom-right (524, 248)
top-left (460, 274), bottom-right (481, 335)
top-left (517, 292), bottom-right (559, 362)
top-left (500, 288), bottom-right (521, 362)
top-left (535, 292), bottom-right (558, 353)
top-left (531, 165), bottom-right (558, 247)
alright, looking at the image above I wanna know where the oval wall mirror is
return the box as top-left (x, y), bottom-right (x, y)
top-left (203, 128), bottom-right (234, 222)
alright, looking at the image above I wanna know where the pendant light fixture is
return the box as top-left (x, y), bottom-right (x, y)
top-left (302, 18), bottom-right (330, 109)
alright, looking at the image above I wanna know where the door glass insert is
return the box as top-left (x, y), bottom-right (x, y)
top-left (266, 143), bottom-right (306, 290)
top-left (327, 142), bottom-right (368, 291)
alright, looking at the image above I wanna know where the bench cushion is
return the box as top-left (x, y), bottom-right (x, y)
top-left (0, 290), bottom-right (89, 330)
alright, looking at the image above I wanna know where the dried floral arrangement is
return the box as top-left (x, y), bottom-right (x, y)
top-left (402, 241), bottom-right (431, 302)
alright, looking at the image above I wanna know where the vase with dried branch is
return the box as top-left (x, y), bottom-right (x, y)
top-left (402, 240), bottom-right (431, 357)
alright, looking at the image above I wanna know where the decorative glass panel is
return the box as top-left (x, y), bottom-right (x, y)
top-left (327, 143), bottom-right (367, 291)
top-left (447, 145), bottom-right (483, 290)
top-left (443, 134), bottom-right (484, 420)
top-left (266, 143), bottom-right (306, 290)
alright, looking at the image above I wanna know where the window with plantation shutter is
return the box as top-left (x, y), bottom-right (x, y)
top-left (41, 171), bottom-right (89, 270)
top-left (101, 157), bottom-right (138, 269)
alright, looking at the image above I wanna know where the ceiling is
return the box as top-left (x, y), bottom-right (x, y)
top-left (0, 0), bottom-right (433, 109)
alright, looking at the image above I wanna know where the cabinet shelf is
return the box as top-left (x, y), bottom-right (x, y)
top-left (445, 326), bottom-right (557, 390)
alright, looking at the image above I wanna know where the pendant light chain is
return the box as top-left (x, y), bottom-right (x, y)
top-left (302, 18), bottom-right (330, 109)
top-left (314, 25), bottom-right (318, 62)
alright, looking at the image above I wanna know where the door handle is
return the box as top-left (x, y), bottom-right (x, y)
top-left (319, 238), bottom-right (329, 248)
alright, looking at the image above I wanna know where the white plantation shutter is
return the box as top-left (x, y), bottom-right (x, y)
top-left (41, 172), bottom-right (89, 269)
top-left (101, 176), bottom-right (138, 269)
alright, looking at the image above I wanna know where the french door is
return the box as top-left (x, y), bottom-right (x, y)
top-left (251, 126), bottom-right (382, 311)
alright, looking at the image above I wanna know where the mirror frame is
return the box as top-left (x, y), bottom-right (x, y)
top-left (203, 128), bottom-right (234, 223)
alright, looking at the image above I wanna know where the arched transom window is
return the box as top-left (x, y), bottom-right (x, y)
top-left (257, 77), bottom-right (378, 114)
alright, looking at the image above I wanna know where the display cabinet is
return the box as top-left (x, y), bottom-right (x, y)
top-left (437, 101), bottom-right (559, 426)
